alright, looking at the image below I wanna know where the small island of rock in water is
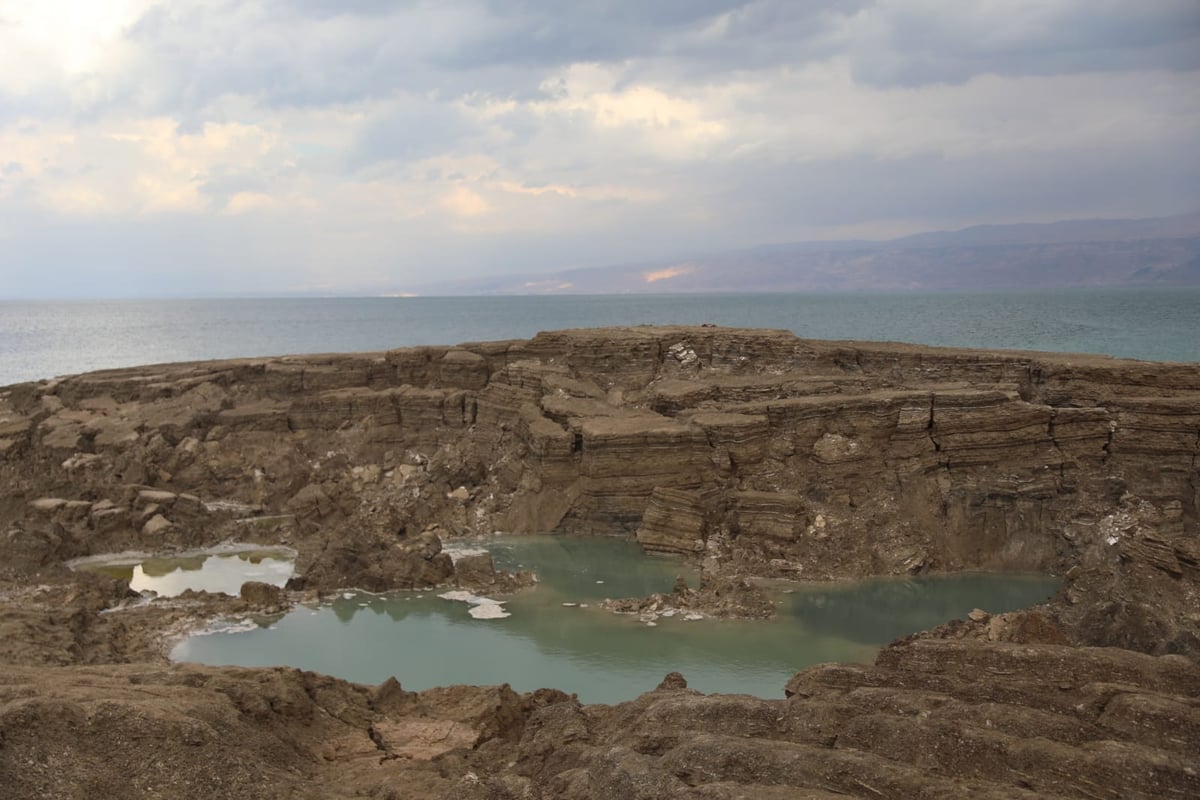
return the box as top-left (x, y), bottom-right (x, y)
top-left (0, 326), bottom-right (1197, 799)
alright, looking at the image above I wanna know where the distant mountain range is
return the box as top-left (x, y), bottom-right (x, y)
top-left (404, 213), bottom-right (1200, 295)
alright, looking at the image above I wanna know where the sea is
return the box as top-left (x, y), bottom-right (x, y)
top-left (1, 288), bottom-right (1197, 387)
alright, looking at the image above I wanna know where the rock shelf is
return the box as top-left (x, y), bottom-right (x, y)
top-left (0, 326), bottom-right (1197, 799)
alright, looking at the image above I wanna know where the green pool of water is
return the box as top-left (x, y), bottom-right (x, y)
top-left (172, 536), bottom-right (1058, 703)
top-left (74, 547), bottom-right (295, 597)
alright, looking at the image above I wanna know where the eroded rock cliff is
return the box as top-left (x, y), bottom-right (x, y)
top-left (1, 326), bottom-right (1197, 799)
top-left (4, 327), bottom-right (1197, 588)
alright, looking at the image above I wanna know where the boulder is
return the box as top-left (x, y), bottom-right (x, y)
top-left (656, 672), bottom-right (689, 691)
top-left (286, 484), bottom-right (334, 520)
top-left (454, 553), bottom-right (499, 587)
top-left (141, 514), bottom-right (172, 536)
top-left (239, 581), bottom-right (287, 609)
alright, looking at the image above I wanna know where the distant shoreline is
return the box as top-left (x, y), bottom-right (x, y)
top-left (2, 289), bottom-right (1199, 387)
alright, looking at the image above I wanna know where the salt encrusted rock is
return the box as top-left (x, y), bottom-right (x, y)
top-left (437, 590), bottom-right (510, 619)
top-left (667, 341), bottom-right (700, 367)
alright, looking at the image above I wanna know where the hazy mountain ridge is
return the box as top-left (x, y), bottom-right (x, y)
top-left (406, 213), bottom-right (1200, 295)
top-left (888, 212), bottom-right (1200, 248)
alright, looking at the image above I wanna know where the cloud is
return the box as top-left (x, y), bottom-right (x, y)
top-left (0, 0), bottom-right (1197, 297)
top-left (841, 1), bottom-right (1200, 86)
top-left (441, 185), bottom-right (491, 217)
top-left (1, 116), bottom-right (289, 217)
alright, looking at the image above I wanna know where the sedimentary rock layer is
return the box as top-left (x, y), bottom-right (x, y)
top-left (5, 327), bottom-right (1196, 581)
top-left (2, 638), bottom-right (1195, 800)
top-left (1, 326), bottom-right (1198, 799)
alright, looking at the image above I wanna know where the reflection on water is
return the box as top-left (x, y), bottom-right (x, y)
top-left (487, 534), bottom-right (699, 600)
top-left (173, 536), bottom-right (1057, 703)
top-left (76, 548), bottom-right (295, 597)
top-left (786, 572), bottom-right (1060, 644)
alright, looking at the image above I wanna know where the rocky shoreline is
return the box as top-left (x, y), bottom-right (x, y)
top-left (1, 326), bottom-right (1197, 799)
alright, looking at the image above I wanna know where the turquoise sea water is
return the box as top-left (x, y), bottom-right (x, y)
top-left (172, 536), bottom-right (1059, 703)
top-left (1, 289), bottom-right (1197, 386)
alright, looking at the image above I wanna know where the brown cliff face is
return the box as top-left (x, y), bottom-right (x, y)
top-left (0, 326), bottom-right (1198, 799)
top-left (2, 327), bottom-right (1198, 613)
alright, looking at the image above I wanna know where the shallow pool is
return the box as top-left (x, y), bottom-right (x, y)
top-left (74, 547), bottom-right (295, 597)
top-left (172, 536), bottom-right (1058, 703)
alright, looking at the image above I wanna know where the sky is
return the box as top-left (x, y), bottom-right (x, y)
top-left (1, 0), bottom-right (1198, 298)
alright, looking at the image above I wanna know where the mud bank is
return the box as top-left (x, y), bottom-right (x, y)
top-left (1, 326), bottom-right (1198, 799)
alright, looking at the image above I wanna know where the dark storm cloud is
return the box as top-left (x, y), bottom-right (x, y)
top-left (119, 1), bottom-right (408, 112)
top-left (849, 1), bottom-right (1200, 86)
top-left (107, 1), bottom-right (845, 116)
top-left (90, 0), bottom-right (1200, 120)
top-left (275, 0), bottom-right (418, 19)
top-left (427, 0), bottom-right (754, 69)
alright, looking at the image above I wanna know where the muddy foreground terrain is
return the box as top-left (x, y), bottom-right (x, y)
top-left (1, 326), bottom-right (1197, 799)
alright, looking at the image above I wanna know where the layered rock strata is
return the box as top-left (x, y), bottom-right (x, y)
top-left (5, 327), bottom-right (1196, 584)
top-left (2, 638), bottom-right (1195, 800)
top-left (0, 326), bottom-right (1198, 799)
